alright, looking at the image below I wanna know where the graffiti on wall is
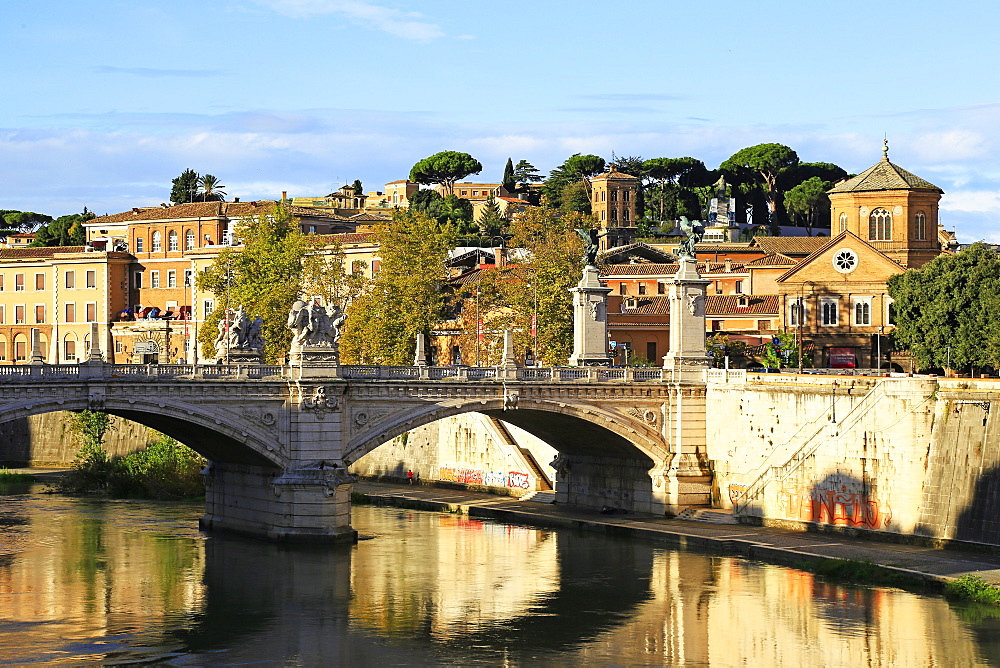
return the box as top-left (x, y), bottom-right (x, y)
top-left (781, 482), bottom-right (892, 530)
top-left (439, 467), bottom-right (531, 489)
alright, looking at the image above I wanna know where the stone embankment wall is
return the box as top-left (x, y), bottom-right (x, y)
top-left (0, 412), bottom-right (155, 466)
top-left (350, 412), bottom-right (557, 497)
top-left (707, 374), bottom-right (1000, 546)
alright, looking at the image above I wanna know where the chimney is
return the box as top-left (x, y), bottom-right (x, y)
top-left (724, 258), bottom-right (732, 272)
top-left (493, 246), bottom-right (507, 268)
top-left (233, 197), bottom-right (240, 203)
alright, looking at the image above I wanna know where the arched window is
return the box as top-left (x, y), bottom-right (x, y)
top-left (839, 212), bottom-right (848, 233)
top-left (152, 231), bottom-right (162, 252)
top-left (914, 212), bottom-right (927, 240)
top-left (168, 230), bottom-right (178, 251)
top-left (821, 299), bottom-right (838, 326)
top-left (63, 333), bottom-right (78, 362)
top-left (13, 334), bottom-right (27, 361)
top-left (869, 208), bottom-right (892, 241)
top-left (185, 229), bottom-right (195, 250)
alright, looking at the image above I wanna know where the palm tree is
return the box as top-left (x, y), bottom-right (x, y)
top-left (199, 174), bottom-right (226, 202)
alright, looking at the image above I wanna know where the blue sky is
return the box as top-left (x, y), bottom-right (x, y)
top-left (4, 0), bottom-right (1000, 241)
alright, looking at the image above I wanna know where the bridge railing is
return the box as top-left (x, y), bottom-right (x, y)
top-left (0, 362), bottom-right (691, 383)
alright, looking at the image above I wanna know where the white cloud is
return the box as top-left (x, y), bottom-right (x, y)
top-left (908, 129), bottom-right (988, 162)
top-left (940, 190), bottom-right (1000, 214)
top-left (252, 0), bottom-right (443, 40)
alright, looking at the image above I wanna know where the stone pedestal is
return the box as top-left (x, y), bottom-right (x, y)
top-left (568, 265), bottom-right (612, 366)
top-left (661, 257), bottom-right (711, 381)
top-left (200, 461), bottom-right (358, 543)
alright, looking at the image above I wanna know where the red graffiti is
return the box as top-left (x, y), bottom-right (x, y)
top-left (804, 487), bottom-right (892, 529)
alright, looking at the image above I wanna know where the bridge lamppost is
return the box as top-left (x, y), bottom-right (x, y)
top-left (797, 280), bottom-right (814, 374)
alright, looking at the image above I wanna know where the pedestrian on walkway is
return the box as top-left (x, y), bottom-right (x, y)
top-left (407, 470), bottom-right (414, 485)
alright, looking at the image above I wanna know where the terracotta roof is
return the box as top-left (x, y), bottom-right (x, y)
top-left (828, 150), bottom-right (942, 194)
top-left (744, 253), bottom-right (798, 267)
top-left (590, 168), bottom-right (639, 181)
top-left (0, 246), bottom-right (87, 259)
top-left (288, 206), bottom-right (351, 221)
top-left (750, 237), bottom-right (828, 256)
top-left (7, 233), bottom-right (35, 239)
top-left (91, 201), bottom-right (279, 224)
top-left (348, 212), bottom-right (390, 221)
top-left (600, 262), bottom-right (746, 277)
top-left (612, 295), bottom-right (778, 316)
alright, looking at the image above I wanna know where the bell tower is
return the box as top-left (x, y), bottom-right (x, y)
top-left (827, 141), bottom-right (943, 268)
top-left (589, 166), bottom-right (640, 251)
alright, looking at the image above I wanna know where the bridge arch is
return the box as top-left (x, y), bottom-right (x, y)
top-left (0, 395), bottom-right (285, 468)
top-left (343, 397), bottom-right (669, 467)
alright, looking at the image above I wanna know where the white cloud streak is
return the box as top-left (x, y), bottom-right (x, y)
top-left (252, 0), bottom-right (443, 40)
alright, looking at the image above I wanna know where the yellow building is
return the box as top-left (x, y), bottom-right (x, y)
top-left (0, 246), bottom-right (131, 363)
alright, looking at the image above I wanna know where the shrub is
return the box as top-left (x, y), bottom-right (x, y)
top-left (59, 434), bottom-right (206, 500)
top-left (945, 575), bottom-right (1000, 605)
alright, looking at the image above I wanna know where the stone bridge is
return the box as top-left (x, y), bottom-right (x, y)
top-left (0, 362), bottom-right (710, 542)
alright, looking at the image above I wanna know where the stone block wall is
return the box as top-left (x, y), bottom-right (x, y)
top-left (553, 453), bottom-right (659, 513)
top-left (708, 375), bottom-right (1000, 546)
top-left (0, 411), bottom-right (155, 466)
top-left (349, 412), bottom-right (556, 497)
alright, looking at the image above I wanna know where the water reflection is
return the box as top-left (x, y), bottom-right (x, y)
top-left (0, 486), bottom-right (996, 665)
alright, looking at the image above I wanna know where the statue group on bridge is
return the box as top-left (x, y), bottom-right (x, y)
top-left (214, 306), bottom-right (265, 358)
top-left (288, 300), bottom-right (347, 357)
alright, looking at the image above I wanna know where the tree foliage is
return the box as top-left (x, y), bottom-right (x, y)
top-left (408, 151), bottom-right (483, 195)
top-left (784, 177), bottom-right (831, 232)
top-left (643, 157), bottom-right (712, 222)
top-left (339, 210), bottom-right (457, 364)
top-left (1, 211), bottom-right (52, 232)
top-left (720, 143), bottom-right (799, 229)
top-left (478, 192), bottom-right (506, 236)
top-left (196, 204), bottom-right (315, 362)
top-left (170, 168), bottom-right (201, 204)
top-left (453, 208), bottom-right (585, 365)
top-left (502, 158), bottom-right (515, 191)
top-left (408, 189), bottom-right (475, 230)
top-left (199, 174), bottom-right (226, 202)
top-left (30, 211), bottom-right (91, 247)
top-left (511, 160), bottom-right (543, 188)
top-left (888, 243), bottom-right (1000, 370)
top-left (542, 154), bottom-right (605, 209)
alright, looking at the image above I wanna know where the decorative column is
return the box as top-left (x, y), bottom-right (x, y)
top-left (29, 328), bottom-right (44, 364)
top-left (86, 321), bottom-right (104, 364)
top-left (568, 265), bottom-right (612, 366)
top-left (661, 257), bottom-right (711, 380)
top-left (657, 255), bottom-right (712, 514)
top-left (413, 332), bottom-right (428, 366)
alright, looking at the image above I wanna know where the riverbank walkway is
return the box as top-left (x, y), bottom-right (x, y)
top-left (354, 481), bottom-right (1000, 586)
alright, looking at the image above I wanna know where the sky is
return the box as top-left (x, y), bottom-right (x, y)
top-left (4, 0), bottom-right (1000, 242)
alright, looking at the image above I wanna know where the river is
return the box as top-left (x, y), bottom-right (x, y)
top-left (2, 481), bottom-right (1000, 666)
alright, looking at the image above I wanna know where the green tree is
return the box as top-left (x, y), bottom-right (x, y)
top-left (502, 158), bottom-right (515, 191)
top-left (409, 151), bottom-right (483, 196)
top-left (888, 243), bottom-right (1000, 370)
top-left (196, 203), bottom-right (313, 362)
top-left (720, 143), bottom-right (799, 230)
top-left (3, 211), bottom-right (52, 232)
top-left (454, 208), bottom-right (586, 365)
top-left (170, 168), bottom-right (200, 204)
top-left (777, 162), bottom-right (848, 191)
top-left (559, 180), bottom-right (592, 214)
top-left (542, 154), bottom-right (605, 209)
top-left (352, 179), bottom-right (364, 196)
top-left (512, 160), bottom-right (543, 189)
top-left (643, 157), bottom-right (709, 222)
top-left (199, 174), bottom-right (226, 202)
top-left (340, 210), bottom-right (457, 364)
top-left (478, 192), bottom-right (506, 236)
top-left (409, 189), bottom-right (474, 230)
top-left (31, 211), bottom-right (91, 247)
top-left (784, 177), bottom-right (831, 234)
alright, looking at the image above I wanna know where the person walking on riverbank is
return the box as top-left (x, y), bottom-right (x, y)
top-left (406, 470), bottom-right (414, 485)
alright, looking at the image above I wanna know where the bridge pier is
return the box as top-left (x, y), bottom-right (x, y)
top-left (201, 461), bottom-right (357, 543)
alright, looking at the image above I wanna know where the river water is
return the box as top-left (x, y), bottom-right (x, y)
top-left (2, 482), bottom-right (1000, 666)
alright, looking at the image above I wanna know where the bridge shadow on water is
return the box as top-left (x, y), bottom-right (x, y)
top-left (171, 525), bottom-right (658, 663)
